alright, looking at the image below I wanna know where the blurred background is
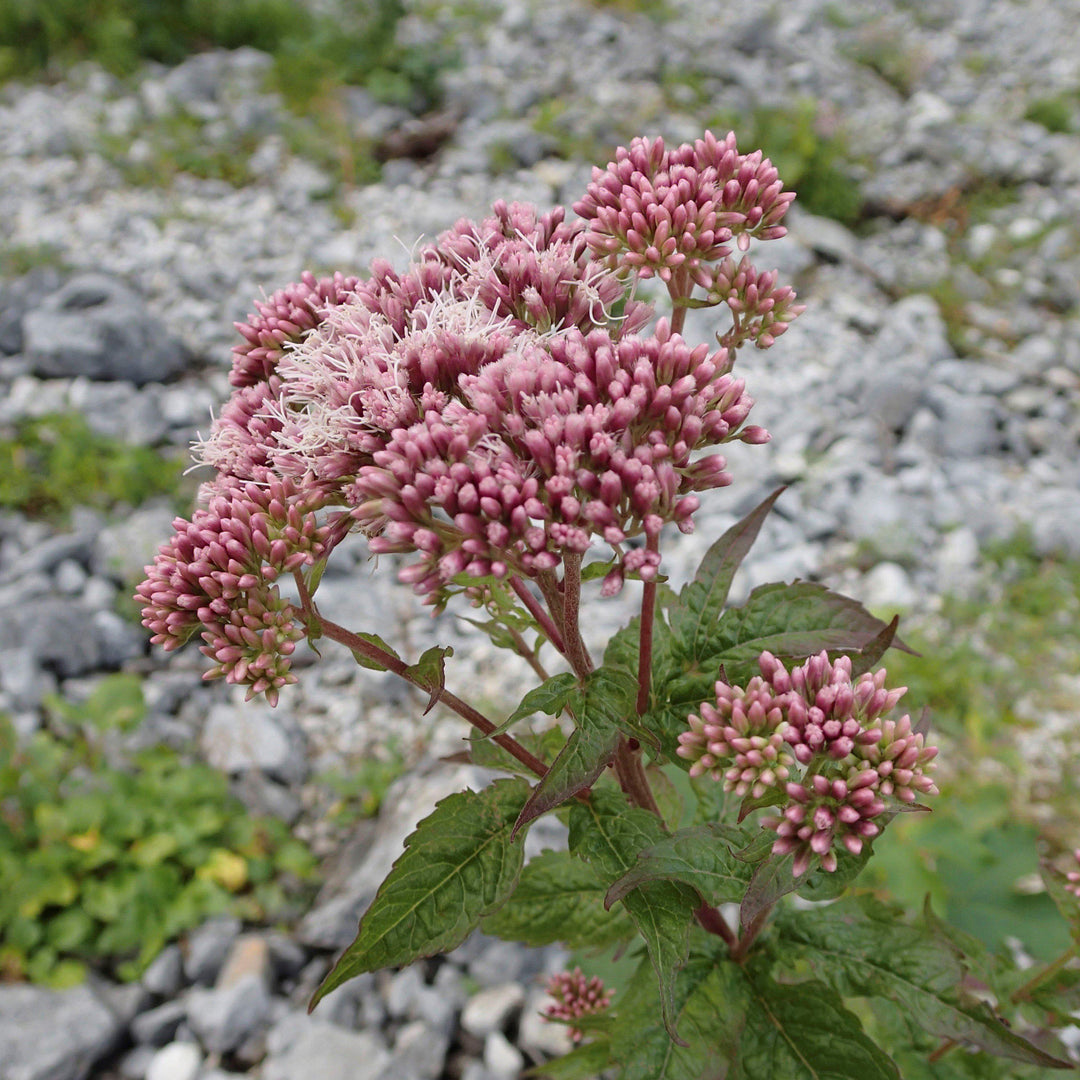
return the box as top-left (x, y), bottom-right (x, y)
top-left (1, 0), bottom-right (1079, 1077)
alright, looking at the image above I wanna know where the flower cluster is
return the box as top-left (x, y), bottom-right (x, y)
top-left (136, 476), bottom-right (335, 704)
top-left (140, 136), bottom-right (802, 695)
top-left (679, 651), bottom-right (938, 876)
top-left (543, 968), bottom-right (613, 1042)
top-left (1065, 850), bottom-right (1080, 898)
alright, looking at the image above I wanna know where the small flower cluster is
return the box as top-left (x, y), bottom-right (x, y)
top-left (1065, 849), bottom-right (1080, 898)
top-left (543, 968), bottom-right (613, 1042)
top-left (678, 651), bottom-right (938, 876)
top-left (136, 476), bottom-right (335, 704)
top-left (574, 131), bottom-right (803, 352)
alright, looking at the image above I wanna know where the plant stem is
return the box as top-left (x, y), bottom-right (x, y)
top-left (315, 613), bottom-right (550, 781)
top-left (695, 902), bottom-right (738, 949)
top-left (929, 943), bottom-right (1080, 1064)
top-left (667, 267), bottom-right (693, 335)
top-left (612, 739), bottom-right (661, 815)
top-left (1010, 943), bottom-right (1079, 1003)
top-left (635, 534), bottom-right (660, 716)
top-left (510, 575), bottom-right (566, 656)
top-left (560, 551), bottom-right (593, 679)
top-left (729, 906), bottom-right (770, 964)
top-left (505, 624), bottom-right (551, 682)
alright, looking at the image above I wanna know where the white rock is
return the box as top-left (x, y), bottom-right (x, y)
top-left (146, 1041), bottom-right (202, 1080)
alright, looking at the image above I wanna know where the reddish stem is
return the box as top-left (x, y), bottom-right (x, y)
top-left (316, 613), bottom-right (550, 781)
top-left (635, 534), bottom-right (660, 716)
top-left (510, 575), bottom-right (566, 655)
top-left (560, 552), bottom-right (593, 679)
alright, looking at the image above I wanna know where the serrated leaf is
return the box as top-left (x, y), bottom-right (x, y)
top-left (527, 1038), bottom-right (613, 1079)
top-left (350, 631), bottom-right (401, 671)
top-left (569, 790), bottom-right (699, 1042)
top-left (580, 556), bottom-right (619, 582)
top-left (670, 487), bottom-right (785, 662)
top-left (473, 673), bottom-right (578, 742)
top-left (1040, 858), bottom-right (1080, 944)
top-left (734, 966), bottom-right (901, 1080)
top-left (514, 668), bottom-right (638, 833)
top-left (778, 895), bottom-right (1072, 1069)
top-left (460, 726), bottom-right (567, 776)
top-left (604, 823), bottom-right (754, 909)
top-left (482, 849), bottom-right (634, 949)
top-left (406, 645), bottom-right (454, 714)
top-left (310, 778), bottom-right (530, 1009)
top-left (611, 939), bottom-right (735, 1080)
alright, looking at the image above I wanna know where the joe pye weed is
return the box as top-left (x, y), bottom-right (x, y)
top-left (138, 131), bottom-right (1080, 1078)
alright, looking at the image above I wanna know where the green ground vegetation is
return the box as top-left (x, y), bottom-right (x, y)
top-left (0, 413), bottom-right (191, 521)
top-left (0, 674), bottom-right (318, 986)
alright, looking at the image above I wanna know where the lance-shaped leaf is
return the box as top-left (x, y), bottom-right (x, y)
top-left (482, 849), bottom-right (634, 949)
top-left (310, 778), bottom-right (530, 1010)
top-left (734, 966), bottom-right (901, 1080)
top-left (526, 1038), bottom-right (613, 1079)
top-left (604, 823), bottom-right (755, 910)
top-left (350, 631), bottom-right (401, 671)
top-left (473, 672), bottom-right (578, 742)
top-left (669, 486), bottom-right (785, 662)
top-left (777, 895), bottom-right (1072, 1069)
top-left (1041, 858), bottom-right (1080, 945)
top-left (569, 791), bottom-right (699, 1042)
top-left (668, 581), bottom-right (899, 699)
top-left (514, 667), bottom-right (638, 833)
top-left (406, 644), bottom-right (454, 714)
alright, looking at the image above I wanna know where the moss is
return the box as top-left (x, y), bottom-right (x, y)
top-left (1024, 95), bottom-right (1076, 135)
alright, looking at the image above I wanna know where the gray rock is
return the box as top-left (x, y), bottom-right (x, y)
top-left (0, 599), bottom-right (105, 678)
top-left (185, 973), bottom-right (272, 1055)
top-left (132, 1000), bottom-right (188, 1047)
top-left (384, 966), bottom-right (426, 1020)
top-left (22, 274), bottom-right (187, 385)
top-left (381, 1020), bottom-right (450, 1080)
top-left (0, 983), bottom-right (122, 1080)
top-left (117, 1044), bottom-right (157, 1080)
top-left (0, 647), bottom-right (58, 709)
top-left (1032, 489), bottom-right (1080, 558)
top-left (92, 609), bottom-right (147, 667)
top-left (142, 945), bottom-right (186, 998)
top-left (183, 916), bottom-right (242, 986)
top-left (200, 703), bottom-right (307, 783)
top-left (518, 987), bottom-right (574, 1058)
top-left (262, 1022), bottom-right (390, 1080)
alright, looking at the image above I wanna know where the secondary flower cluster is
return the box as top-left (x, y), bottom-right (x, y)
top-left (544, 968), bottom-right (613, 1042)
top-left (574, 131), bottom-right (803, 349)
top-left (135, 476), bottom-right (335, 704)
top-left (678, 651), bottom-right (938, 876)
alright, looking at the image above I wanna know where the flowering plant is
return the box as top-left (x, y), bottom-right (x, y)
top-left (138, 133), bottom-right (1077, 1076)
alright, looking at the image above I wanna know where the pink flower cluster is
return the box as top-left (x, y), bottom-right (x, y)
top-left (678, 651), bottom-right (938, 876)
top-left (139, 137), bottom-right (803, 695)
top-left (136, 477), bottom-right (334, 704)
top-left (544, 968), bottom-right (613, 1042)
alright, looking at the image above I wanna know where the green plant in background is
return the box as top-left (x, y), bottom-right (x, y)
top-left (0, 413), bottom-right (190, 520)
top-left (1024, 92), bottom-right (1079, 135)
top-left (0, 674), bottom-right (317, 987)
top-left (0, 0), bottom-right (448, 114)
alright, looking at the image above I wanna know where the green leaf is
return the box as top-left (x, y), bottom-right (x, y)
top-left (733, 966), bottom-right (901, 1080)
top-left (569, 790), bottom-right (699, 1041)
top-left (461, 726), bottom-right (567, 776)
top-left (685, 581), bottom-right (896, 690)
top-left (526, 1037), bottom-right (613, 1079)
top-left (310, 778), bottom-right (530, 1009)
top-left (351, 632), bottom-right (401, 671)
top-left (482, 849), bottom-right (634, 949)
top-left (514, 668), bottom-right (638, 833)
top-left (406, 644), bottom-right (454, 714)
top-left (669, 486), bottom-right (785, 662)
top-left (778, 895), bottom-right (1072, 1068)
top-left (1041, 858), bottom-right (1080, 944)
top-left (604, 823), bottom-right (754, 909)
top-left (473, 672), bottom-right (577, 742)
